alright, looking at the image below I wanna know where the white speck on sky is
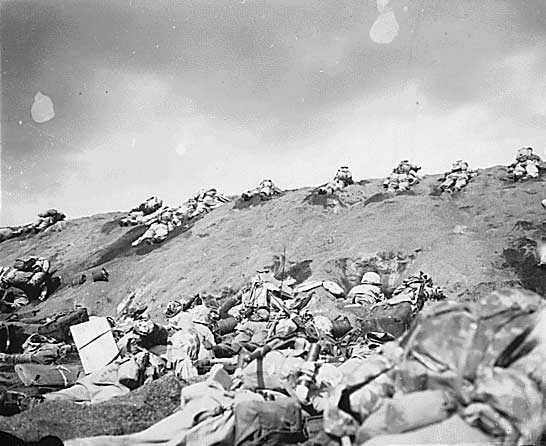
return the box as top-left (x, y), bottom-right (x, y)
top-left (175, 142), bottom-right (187, 156)
top-left (370, 0), bottom-right (399, 44)
top-left (30, 91), bottom-right (55, 123)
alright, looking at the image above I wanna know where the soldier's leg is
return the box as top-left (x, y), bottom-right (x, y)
top-left (398, 181), bottom-right (410, 191)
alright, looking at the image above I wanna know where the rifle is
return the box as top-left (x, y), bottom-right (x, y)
top-left (265, 248), bottom-right (286, 339)
top-left (269, 293), bottom-right (319, 342)
top-left (243, 335), bottom-right (298, 364)
top-left (278, 247), bottom-right (286, 298)
top-left (195, 357), bottom-right (239, 374)
top-left (270, 248), bottom-right (319, 341)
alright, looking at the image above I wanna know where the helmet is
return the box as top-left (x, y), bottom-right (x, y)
top-left (331, 317), bottom-right (352, 338)
top-left (396, 161), bottom-right (410, 173)
top-left (517, 147), bottom-right (532, 157)
top-left (254, 308), bottom-right (270, 321)
top-left (361, 271), bottom-right (382, 286)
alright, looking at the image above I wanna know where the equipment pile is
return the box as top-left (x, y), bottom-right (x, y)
top-left (57, 287), bottom-right (546, 446)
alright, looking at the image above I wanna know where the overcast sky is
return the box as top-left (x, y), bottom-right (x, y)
top-left (1, 0), bottom-right (545, 225)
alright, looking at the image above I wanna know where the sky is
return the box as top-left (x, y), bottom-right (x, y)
top-left (1, 0), bottom-right (545, 225)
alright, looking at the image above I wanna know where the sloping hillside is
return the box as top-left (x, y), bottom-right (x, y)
top-left (1, 165), bottom-right (545, 321)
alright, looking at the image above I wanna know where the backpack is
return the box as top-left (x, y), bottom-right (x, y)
top-left (397, 289), bottom-right (542, 378)
top-left (240, 350), bottom-right (304, 392)
top-left (38, 308), bottom-right (89, 342)
top-left (359, 301), bottom-right (413, 339)
top-left (355, 390), bottom-right (456, 444)
top-left (393, 290), bottom-right (546, 444)
top-left (234, 398), bottom-right (306, 446)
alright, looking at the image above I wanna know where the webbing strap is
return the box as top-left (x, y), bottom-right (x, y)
top-left (57, 365), bottom-right (70, 387)
top-left (256, 356), bottom-right (265, 389)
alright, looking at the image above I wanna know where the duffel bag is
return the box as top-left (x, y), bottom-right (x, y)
top-left (355, 390), bottom-right (456, 443)
top-left (360, 301), bottom-right (413, 339)
top-left (15, 363), bottom-right (82, 387)
top-left (38, 308), bottom-right (89, 342)
top-left (234, 397), bottom-right (306, 446)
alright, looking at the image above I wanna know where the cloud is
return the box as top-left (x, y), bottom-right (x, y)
top-left (3, 1), bottom-right (546, 224)
top-left (492, 50), bottom-right (546, 124)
